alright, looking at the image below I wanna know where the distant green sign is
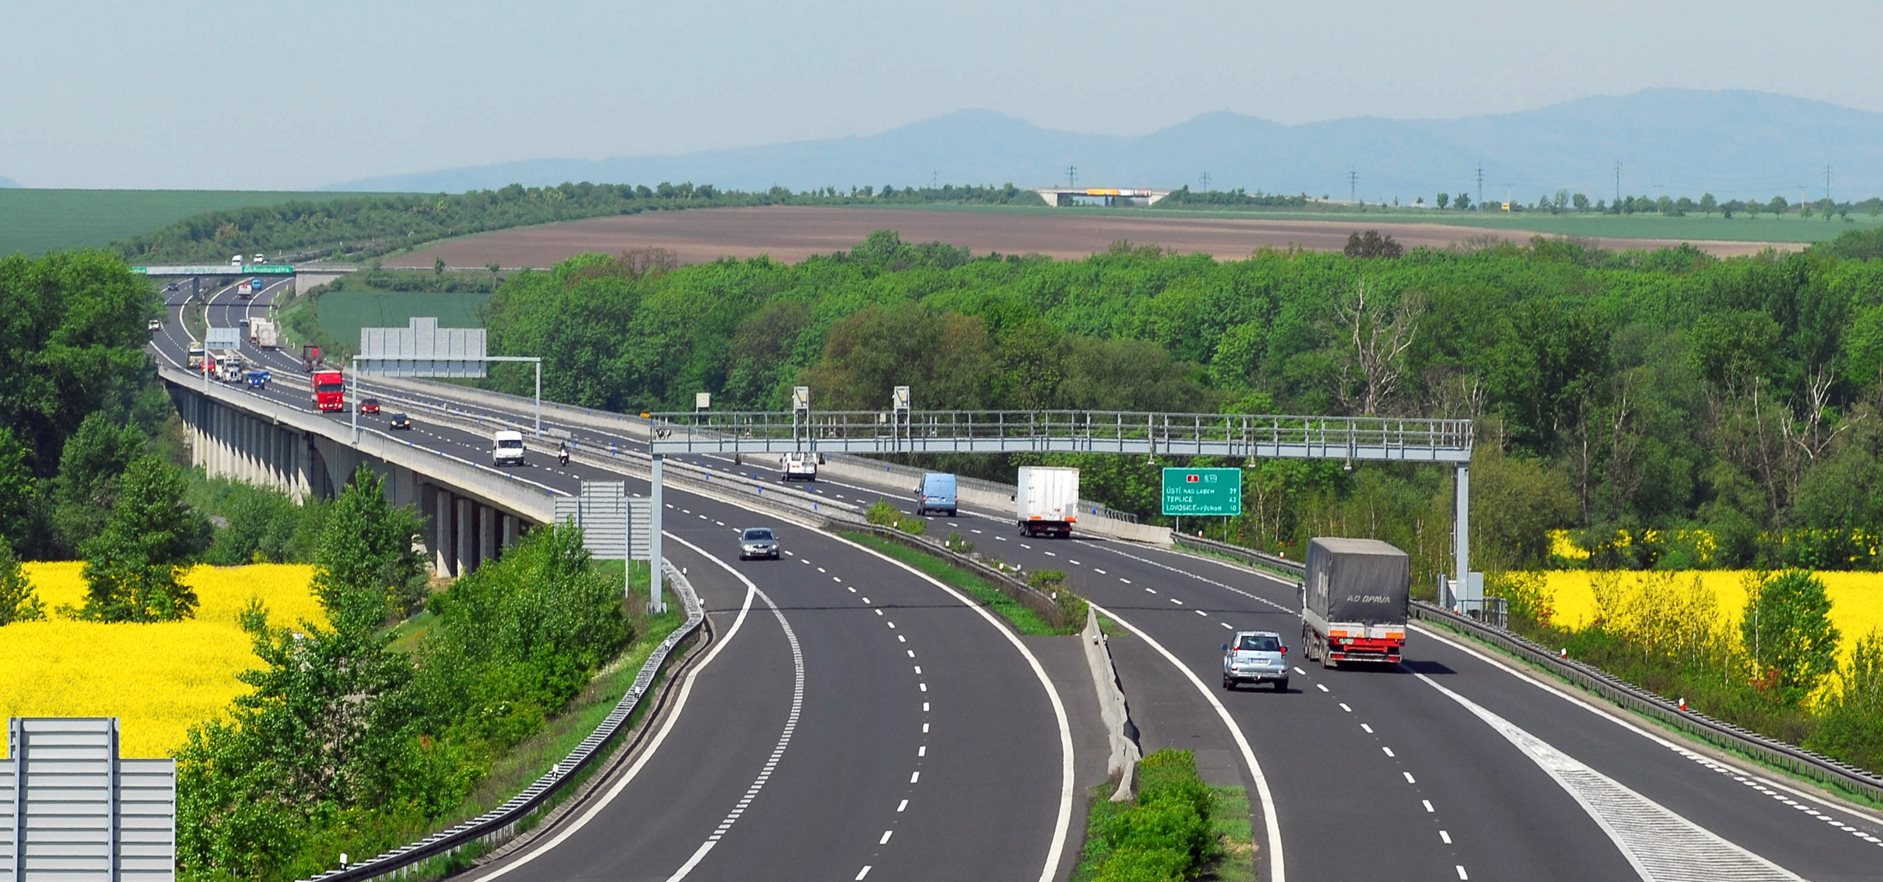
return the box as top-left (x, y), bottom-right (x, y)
top-left (1161, 467), bottom-right (1242, 516)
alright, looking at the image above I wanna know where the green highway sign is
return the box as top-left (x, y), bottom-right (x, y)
top-left (1161, 467), bottom-right (1242, 516)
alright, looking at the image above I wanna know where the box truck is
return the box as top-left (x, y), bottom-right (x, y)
top-left (1300, 537), bottom-right (1410, 668)
top-left (1016, 466), bottom-right (1078, 538)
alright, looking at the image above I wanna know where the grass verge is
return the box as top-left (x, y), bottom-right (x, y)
top-left (844, 531), bottom-right (1063, 635)
top-left (1070, 750), bottom-right (1251, 881)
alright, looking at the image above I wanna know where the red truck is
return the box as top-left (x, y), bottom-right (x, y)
top-left (311, 369), bottom-right (345, 412)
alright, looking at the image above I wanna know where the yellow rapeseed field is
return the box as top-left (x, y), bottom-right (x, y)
top-left (0, 562), bottom-right (325, 759)
top-left (1535, 569), bottom-right (1883, 668)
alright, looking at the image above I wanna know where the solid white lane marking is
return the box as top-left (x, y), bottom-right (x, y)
top-left (1093, 601), bottom-right (1286, 882)
top-left (1415, 671), bottom-right (1805, 881)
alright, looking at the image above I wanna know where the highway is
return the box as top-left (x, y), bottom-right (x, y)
top-left (155, 277), bottom-right (1883, 881)
top-left (153, 281), bottom-right (1079, 882)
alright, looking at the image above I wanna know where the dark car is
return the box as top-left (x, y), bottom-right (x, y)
top-left (357, 397), bottom-right (381, 415)
top-left (388, 412), bottom-right (412, 430)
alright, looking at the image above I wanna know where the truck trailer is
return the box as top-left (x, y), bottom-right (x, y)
top-left (1015, 466), bottom-right (1078, 538)
top-left (1300, 537), bottom-right (1409, 668)
top-left (248, 317), bottom-right (279, 349)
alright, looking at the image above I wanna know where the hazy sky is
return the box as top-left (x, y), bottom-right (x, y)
top-left (6, 0), bottom-right (1879, 189)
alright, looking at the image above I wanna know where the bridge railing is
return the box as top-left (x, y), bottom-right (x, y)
top-left (648, 410), bottom-right (1473, 460)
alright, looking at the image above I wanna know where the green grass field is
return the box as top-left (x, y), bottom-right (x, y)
top-left (0, 188), bottom-right (367, 257)
top-left (312, 289), bottom-right (490, 345)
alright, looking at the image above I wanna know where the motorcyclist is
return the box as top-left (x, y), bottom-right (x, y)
top-left (558, 441), bottom-right (571, 466)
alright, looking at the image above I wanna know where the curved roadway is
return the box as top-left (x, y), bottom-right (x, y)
top-left (153, 280), bottom-right (1077, 882)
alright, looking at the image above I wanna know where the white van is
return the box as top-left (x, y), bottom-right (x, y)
top-left (781, 451), bottom-right (817, 481)
top-left (492, 430), bottom-right (526, 467)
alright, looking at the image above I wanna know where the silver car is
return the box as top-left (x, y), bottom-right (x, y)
top-left (739, 527), bottom-right (780, 561)
top-left (1222, 630), bottom-right (1290, 691)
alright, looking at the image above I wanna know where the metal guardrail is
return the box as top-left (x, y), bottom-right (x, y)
top-left (848, 524), bottom-right (1073, 631)
top-left (1174, 533), bottom-right (1883, 803)
top-left (297, 561), bottom-right (706, 882)
top-left (647, 410), bottom-right (1474, 461)
top-left (824, 453), bottom-right (1141, 525)
top-left (1171, 533), bottom-right (1305, 576)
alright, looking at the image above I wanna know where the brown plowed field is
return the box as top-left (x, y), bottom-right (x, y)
top-left (390, 206), bottom-right (1794, 270)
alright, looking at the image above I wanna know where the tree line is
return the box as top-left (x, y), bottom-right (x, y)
top-left (478, 227), bottom-right (1883, 580)
top-left (112, 182), bottom-right (1041, 266)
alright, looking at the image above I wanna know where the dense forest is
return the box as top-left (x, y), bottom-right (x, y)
top-left (480, 228), bottom-right (1883, 580)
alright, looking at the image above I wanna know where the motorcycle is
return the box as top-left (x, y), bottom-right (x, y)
top-left (558, 448), bottom-right (571, 466)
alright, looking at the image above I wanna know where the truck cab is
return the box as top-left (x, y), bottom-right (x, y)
top-left (915, 472), bottom-right (958, 516)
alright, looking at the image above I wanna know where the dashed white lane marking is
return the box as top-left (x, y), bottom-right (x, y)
top-left (1403, 772), bottom-right (1417, 784)
top-left (1220, 622), bottom-right (1234, 630)
top-left (1042, 551), bottom-right (1056, 557)
top-left (1362, 723), bottom-right (1373, 734)
top-left (817, 566), bottom-right (827, 573)
top-left (849, 586), bottom-right (858, 594)
top-left (897, 799), bottom-right (908, 812)
top-left (1169, 598), bottom-right (1184, 605)
top-left (1119, 577), bottom-right (1132, 584)
top-left (913, 666), bottom-right (922, 675)
top-left (1194, 610), bottom-right (1208, 617)
top-left (1068, 559), bottom-right (1080, 565)
top-left (879, 830), bottom-right (893, 845)
top-left (832, 576), bottom-right (842, 583)
top-left (1383, 747), bottom-right (1395, 758)
top-left (997, 536), bottom-right (1009, 541)
top-left (1455, 866), bottom-right (1469, 880)
top-left (1316, 684), bottom-right (1330, 693)
top-left (1020, 543), bottom-right (1032, 549)
top-left (1093, 568), bottom-right (1106, 574)
top-left (876, 609), bottom-right (885, 617)
top-left (887, 621), bottom-right (896, 629)
top-left (1339, 703), bottom-right (1352, 713)
top-left (910, 771), bottom-right (920, 784)
top-left (1440, 830), bottom-right (1451, 844)
top-left (714, 520), bottom-right (725, 526)
top-left (970, 529), bottom-right (984, 534)
top-left (917, 744), bottom-right (926, 757)
top-left (1424, 800), bottom-right (1435, 813)
top-left (1295, 667), bottom-right (1308, 676)
top-left (855, 867), bottom-right (870, 881)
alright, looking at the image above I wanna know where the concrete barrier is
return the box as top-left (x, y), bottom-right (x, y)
top-left (1083, 606), bottom-right (1142, 801)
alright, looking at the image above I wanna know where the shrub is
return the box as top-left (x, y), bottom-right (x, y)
top-left (1085, 749), bottom-right (1219, 880)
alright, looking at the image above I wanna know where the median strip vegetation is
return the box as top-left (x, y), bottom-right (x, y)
top-left (843, 530), bottom-right (1080, 636)
top-left (1071, 749), bottom-right (1253, 882)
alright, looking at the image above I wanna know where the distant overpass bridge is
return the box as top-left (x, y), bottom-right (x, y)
top-left (132, 263), bottom-right (357, 294)
top-left (1033, 187), bottom-right (1172, 207)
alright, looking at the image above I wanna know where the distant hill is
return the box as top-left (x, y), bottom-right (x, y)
top-left (326, 90), bottom-right (1883, 201)
top-left (0, 177), bottom-right (19, 189)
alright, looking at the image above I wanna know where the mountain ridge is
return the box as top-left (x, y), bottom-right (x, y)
top-left (325, 90), bottom-right (1883, 201)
